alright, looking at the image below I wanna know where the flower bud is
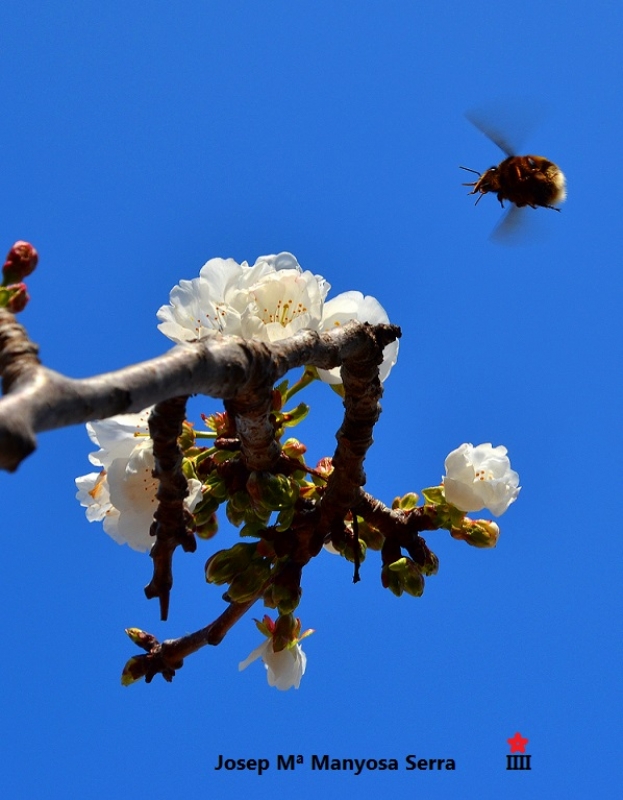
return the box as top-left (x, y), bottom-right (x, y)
top-left (246, 471), bottom-right (299, 511)
top-left (452, 519), bottom-right (500, 548)
top-left (226, 491), bottom-right (252, 527)
top-left (227, 559), bottom-right (272, 602)
top-left (120, 656), bottom-right (144, 686)
top-left (358, 520), bottom-right (384, 551)
top-left (278, 591), bottom-right (302, 615)
top-left (313, 457), bottom-right (333, 484)
top-left (192, 496), bottom-right (220, 527)
top-left (2, 241), bottom-right (38, 284)
top-left (392, 492), bottom-right (419, 511)
top-left (340, 538), bottom-right (367, 565)
top-left (125, 627), bottom-right (158, 651)
top-left (271, 583), bottom-right (302, 615)
top-left (205, 542), bottom-right (255, 584)
top-left (381, 563), bottom-right (404, 597)
top-left (418, 548), bottom-right (439, 576)
top-left (399, 558), bottom-right (425, 597)
top-left (386, 557), bottom-right (425, 597)
top-left (202, 411), bottom-right (234, 437)
top-left (282, 437), bottom-right (306, 459)
top-left (178, 421), bottom-right (196, 451)
top-left (195, 513), bottom-right (218, 540)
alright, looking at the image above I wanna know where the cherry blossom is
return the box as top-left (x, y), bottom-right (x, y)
top-left (443, 443), bottom-right (520, 517)
top-left (238, 637), bottom-right (308, 691)
top-left (156, 253), bottom-right (397, 383)
top-left (76, 409), bottom-right (202, 552)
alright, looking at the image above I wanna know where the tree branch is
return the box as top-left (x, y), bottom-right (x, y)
top-left (0, 312), bottom-right (401, 472)
top-left (319, 323), bottom-right (392, 530)
top-left (122, 586), bottom-right (265, 684)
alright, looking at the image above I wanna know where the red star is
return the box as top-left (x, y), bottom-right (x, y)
top-left (507, 732), bottom-right (529, 753)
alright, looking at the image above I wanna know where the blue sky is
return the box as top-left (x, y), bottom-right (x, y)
top-left (1, 1), bottom-right (621, 798)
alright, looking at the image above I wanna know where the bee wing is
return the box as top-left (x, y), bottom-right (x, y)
top-left (490, 205), bottom-right (549, 245)
top-left (490, 206), bottom-right (525, 243)
top-left (465, 101), bottom-right (546, 157)
top-left (465, 110), bottom-right (516, 156)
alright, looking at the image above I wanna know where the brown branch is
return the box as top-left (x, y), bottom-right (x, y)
top-left (123, 586), bottom-right (263, 684)
top-left (354, 491), bottom-right (442, 570)
top-left (123, 491), bottom-right (447, 683)
top-left (319, 323), bottom-right (395, 530)
top-left (132, 492), bottom-right (445, 681)
top-left (223, 342), bottom-right (282, 472)
top-left (144, 397), bottom-right (197, 621)
top-left (354, 491), bottom-right (441, 536)
top-left (0, 315), bottom-right (401, 472)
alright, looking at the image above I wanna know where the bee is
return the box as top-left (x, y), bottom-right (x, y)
top-left (461, 155), bottom-right (566, 211)
top-left (461, 109), bottom-right (566, 239)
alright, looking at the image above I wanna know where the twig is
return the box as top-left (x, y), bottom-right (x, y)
top-left (123, 592), bottom-right (260, 683)
top-left (144, 397), bottom-right (197, 621)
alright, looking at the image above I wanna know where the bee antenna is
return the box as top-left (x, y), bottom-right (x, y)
top-left (459, 165), bottom-right (481, 176)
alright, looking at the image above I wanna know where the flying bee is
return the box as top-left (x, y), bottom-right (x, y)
top-left (460, 155), bottom-right (566, 211)
top-left (461, 109), bottom-right (566, 240)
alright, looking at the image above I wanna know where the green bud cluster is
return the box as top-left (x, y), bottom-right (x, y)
top-left (205, 542), bottom-right (257, 584)
top-left (226, 558), bottom-right (273, 603)
top-left (269, 582), bottom-right (302, 614)
top-left (246, 471), bottom-right (300, 512)
top-left (333, 537), bottom-right (368, 565)
top-left (356, 518), bottom-right (384, 551)
top-left (382, 557), bottom-right (425, 598)
top-left (171, 373), bottom-right (502, 630)
top-left (205, 542), bottom-right (274, 603)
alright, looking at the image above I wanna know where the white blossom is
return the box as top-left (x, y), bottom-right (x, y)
top-left (156, 253), bottom-right (329, 345)
top-left (443, 443), bottom-right (520, 517)
top-left (238, 638), bottom-right (307, 691)
top-left (156, 258), bottom-right (248, 343)
top-left (231, 253), bottom-right (329, 342)
top-left (156, 253), bottom-right (398, 383)
top-left (317, 290), bottom-right (399, 384)
top-left (75, 409), bottom-right (202, 552)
